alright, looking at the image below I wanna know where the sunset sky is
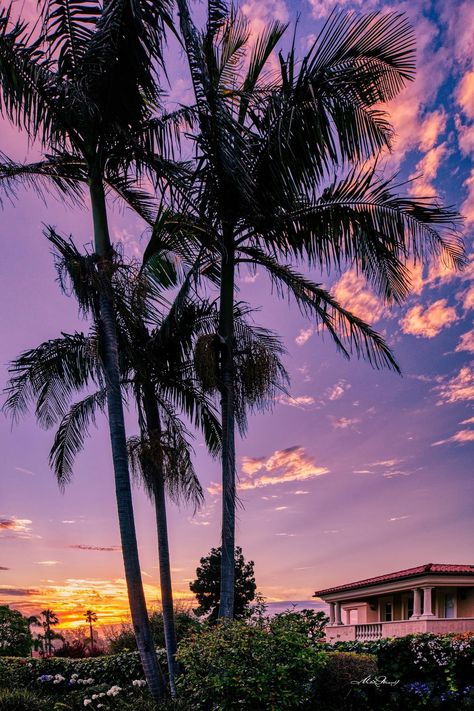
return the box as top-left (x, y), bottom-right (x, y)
top-left (1, 0), bottom-right (473, 630)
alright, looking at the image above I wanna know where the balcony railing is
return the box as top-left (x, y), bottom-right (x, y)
top-left (355, 623), bottom-right (383, 641)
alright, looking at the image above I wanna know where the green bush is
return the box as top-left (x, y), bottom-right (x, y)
top-left (108, 611), bottom-right (201, 654)
top-left (176, 618), bottom-right (327, 710)
top-left (313, 651), bottom-right (379, 711)
top-left (0, 688), bottom-right (49, 711)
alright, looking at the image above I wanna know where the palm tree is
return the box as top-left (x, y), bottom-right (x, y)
top-left (27, 615), bottom-right (39, 657)
top-left (0, 1), bottom-right (175, 696)
top-left (151, 1), bottom-right (465, 618)
top-left (84, 610), bottom-right (98, 653)
top-left (41, 609), bottom-right (59, 656)
top-left (4, 232), bottom-right (286, 690)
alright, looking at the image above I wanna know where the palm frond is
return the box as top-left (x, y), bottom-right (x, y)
top-left (237, 247), bottom-right (400, 372)
top-left (50, 389), bottom-right (107, 488)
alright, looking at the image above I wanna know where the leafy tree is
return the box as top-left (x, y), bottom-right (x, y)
top-left (151, 1), bottom-right (465, 619)
top-left (0, 606), bottom-right (32, 657)
top-left (190, 547), bottom-right (257, 620)
top-left (84, 610), bottom-right (98, 652)
top-left (0, 0), bottom-right (176, 697)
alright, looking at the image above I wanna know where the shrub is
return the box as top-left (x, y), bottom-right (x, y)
top-left (108, 611), bottom-right (201, 654)
top-left (313, 652), bottom-right (379, 711)
top-left (0, 688), bottom-right (49, 711)
top-left (176, 618), bottom-right (327, 710)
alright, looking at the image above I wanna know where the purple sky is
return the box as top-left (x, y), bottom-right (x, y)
top-left (0, 0), bottom-right (473, 628)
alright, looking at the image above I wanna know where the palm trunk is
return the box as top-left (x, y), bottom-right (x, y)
top-left (89, 171), bottom-right (166, 701)
top-left (89, 622), bottom-right (94, 652)
top-left (142, 385), bottom-right (179, 696)
top-left (218, 238), bottom-right (236, 619)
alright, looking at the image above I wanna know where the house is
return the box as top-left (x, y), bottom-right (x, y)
top-left (313, 563), bottom-right (474, 642)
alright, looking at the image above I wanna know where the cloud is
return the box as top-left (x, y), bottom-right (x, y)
top-left (325, 379), bottom-right (351, 401)
top-left (293, 490), bottom-right (309, 495)
top-left (277, 394), bottom-right (315, 408)
top-left (0, 587), bottom-right (40, 596)
top-left (435, 367), bottom-right (474, 404)
top-left (0, 517), bottom-right (37, 539)
top-left (236, 446), bottom-right (329, 491)
top-left (432, 429), bottom-right (474, 446)
top-left (61, 520), bottom-right (76, 525)
top-left (69, 545), bottom-right (121, 552)
top-left (275, 506), bottom-right (288, 511)
top-left (461, 416), bottom-right (474, 425)
top-left (14, 467), bottom-right (35, 476)
top-left (408, 143), bottom-right (449, 197)
top-left (333, 271), bottom-right (385, 324)
top-left (35, 561), bottom-right (61, 566)
top-left (0, 567), bottom-right (10, 571)
top-left (388, 516), bottom-right (410, 522)
top-left (399, 300), bottom-right (457, 338)
top-left (295, 327), bottom-right (315, 346)
top-left (456, 330), bottom-right (474, 354)
top-left (457, 70), bottom-right (474, 120)
top-left (329, 416), bottom-right (360, 429)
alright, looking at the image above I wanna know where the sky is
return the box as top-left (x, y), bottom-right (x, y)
top-left (0, 0), bottom-right (473, 631)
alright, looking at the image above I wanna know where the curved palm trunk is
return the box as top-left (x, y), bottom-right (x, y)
top-left (89, 173), bottom-right (166, 701)
top-left (218, 243), bottom-right (236, 619)
top-left (143, 386), bottom-right (179, 696)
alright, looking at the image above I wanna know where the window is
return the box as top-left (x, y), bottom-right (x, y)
top-left (444, 593), bottom-right (455, 619)
top-left (380, 599), bottom-right (393, 622)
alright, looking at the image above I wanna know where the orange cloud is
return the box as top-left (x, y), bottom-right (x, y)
top-left (330, 416), bottom-right (360, 429)
top-left (408, 143), bottom-right (449, 197)
top-left (277, 394), bottom-right (315, 408)
top-left (333, 271), bottom-right (385, 324)
top-left (238, 446), bottom-right (329, 490)
top-left (457, 71), bottom-right (474, 120)
top-left (435, 366), bottom-right (474, 405)
top-left (399, 299), bottom-right (457, 338)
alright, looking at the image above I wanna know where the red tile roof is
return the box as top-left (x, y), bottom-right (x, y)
top-left (313, 564), bottom-right (474, 597)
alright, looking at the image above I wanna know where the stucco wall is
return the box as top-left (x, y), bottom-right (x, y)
top-left (457, 587), bottom-right (474, 617)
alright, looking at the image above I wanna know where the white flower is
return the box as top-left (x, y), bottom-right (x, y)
top-left (83, 700), bottom-right (92, 707)
top-left (98, 706), bottom-right (104, 709)
top-left (132, 679), bottom-right (146, 687)
top-left (106, 685), bottom-right (122, 696)
top-left (92, 694), bottom-right (98, 700)
top-left (71, 674), bottom-right (79, 680)
top-left (87, 678), bottom-right (95, 684)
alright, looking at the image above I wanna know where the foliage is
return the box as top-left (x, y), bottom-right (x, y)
top-left (270, 608), bottom-right (329, 641)
top-left (190, 547), bottom-right (257, 620)
top-left (55, 640), bottom-right (105, 659)
top-left (313, 651), bottom-right (379, 711)
top-left (175, 618), bottom-right (327, 709)
top-left (0, 650), bottom-right (166, 690)
top-left (0, 688), bottom-right (50, 711)
top-left (0, 606), bottom-right (32, 657)
top-left (329, 633), bottom-right (474, 692)
top-left (107, 611), bottom-right (201, 654)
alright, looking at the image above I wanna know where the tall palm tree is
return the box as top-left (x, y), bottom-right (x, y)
top-left (84, 610), bottom-right (98, 653)
top-left (0, 1), bottom-right (175, 696)
top-left (4, 232), bottom-right (286, 690)
top-left (41, 609), bottom-right (59, 656)
top-left (150, 1), bottom-right (465, 618)
top-left (27, 615), bottom-right (39, 657)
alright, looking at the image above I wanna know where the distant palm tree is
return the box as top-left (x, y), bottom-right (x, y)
top-left (0, 1), bottom-right (175, 697)
top-left (27, 615), bottom-right (39, 657)
top-left (84, 610), bottom-right (98, 653)
top-left (156, 0), bottom-right (465, 619)
top-left (41, 609), bottom-right (59, 656)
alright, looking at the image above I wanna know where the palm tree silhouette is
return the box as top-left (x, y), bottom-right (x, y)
top-left (152, 1), bottom-right (465, 618)
top-left (84, 610), bottom-right (98, 653)
top-left (0, 0), bottom-right (175, 696)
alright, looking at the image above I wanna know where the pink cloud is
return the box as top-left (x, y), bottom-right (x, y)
top-left (432, 430), bottom-right (474, 446)
top-left (435, 367), bottom-right (474, 405)
top-left (399, 299), bottom-right (457, 338)
top-left (333, 271), bottom-right (385, 324)
top-left (456, 330), bottom-right (474, 354)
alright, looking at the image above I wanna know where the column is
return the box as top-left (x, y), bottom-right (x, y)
top-left (411, 588), bottom-right (421, 619)
top-left (328, 602), bottom-right (335, 625)
top-left (420, 587), bottom-right (435, 618)
top-left (334, 601), bottom-right (343, 625)
top-left (345, 609), bottom-right (351, 625)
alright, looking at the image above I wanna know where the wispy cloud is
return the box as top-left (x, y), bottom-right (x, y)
top-left (435, 367), bottom-right (474, 404)
top-left (0, 517), bottom-right (38, 540)
top-left (333, 271), bottom-right (385, 324)
top-left (456, 330), bottom-right (474, 354)
top-left (388, 516), bottom-right (410, 522)
top-left (432, 429), bottom-right (474, 446)
top-left (36, 561), bottom-right (61, 567)
top-left (0, 567), bottom-right (10, 571)
top-left (329, 416), bottom-right (360, 429)
top-left (0, 586), bottom-right (40, 596)
top-left (14, 467), bottom-right (35, 476)
top-left (277, 394), bottom-right (315, 409)
top-left (325, 379), bottom-right (351, 402)
top-left (69, 545), bottom-right (121, 552)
